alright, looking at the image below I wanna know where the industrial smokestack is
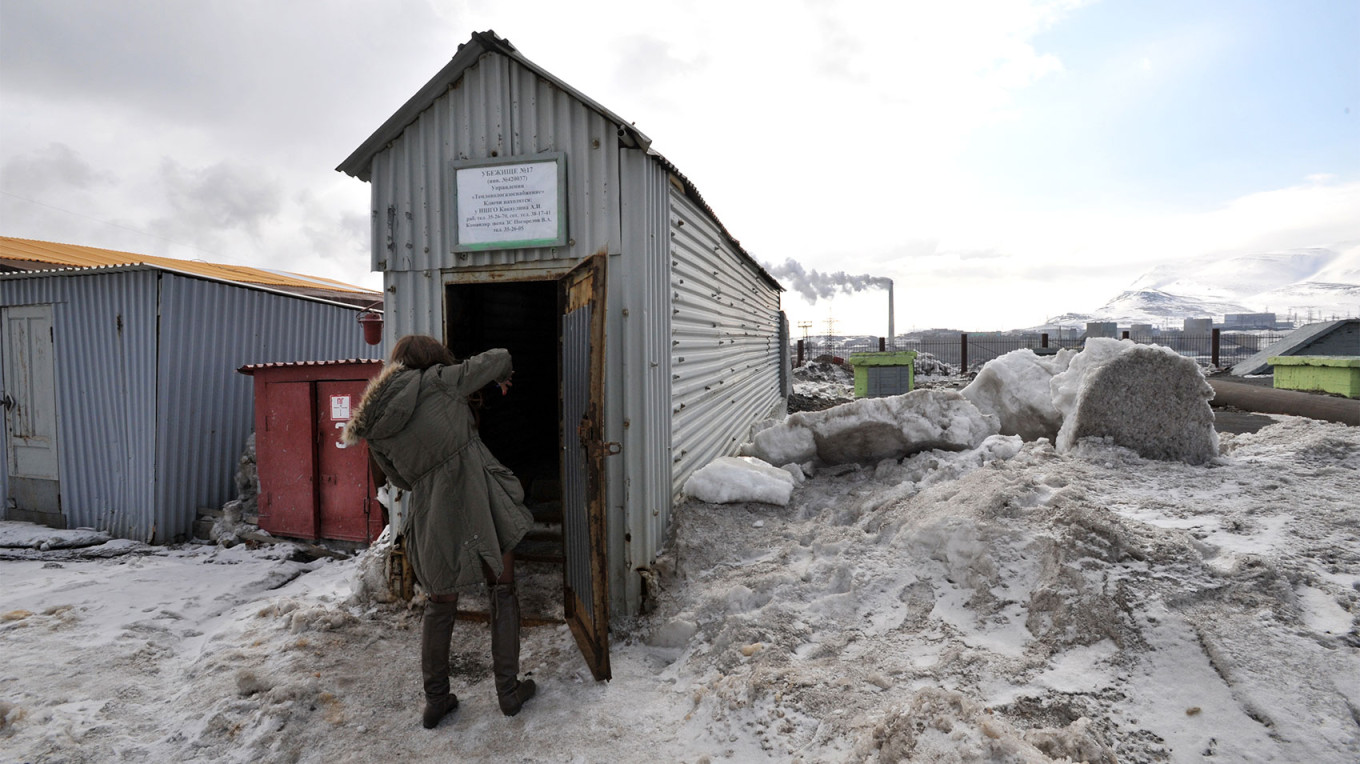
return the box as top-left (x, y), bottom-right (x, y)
top-left (887, 279), bottom-right (894, 343)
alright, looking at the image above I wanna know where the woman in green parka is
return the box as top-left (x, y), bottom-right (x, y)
top-left (342, 334), bottom-right (537, 729)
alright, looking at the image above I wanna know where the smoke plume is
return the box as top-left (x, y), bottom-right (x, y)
top-left (765, 258), bottom-right (892, 303)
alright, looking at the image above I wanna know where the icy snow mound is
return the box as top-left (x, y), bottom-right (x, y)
top-left (1052, 338), bottom-right (1218, 464)
top-left (914, 351), bottom-right (953, 377)
top-left (0, 522), bottom-right (111, 550)
top-left (961, 348), bottom-right (1076, 441)
top-left (792, 360), bottom-right (854, 385)
top-left (683, 457), bottom-right (797, 506)
top-left (745, 389), bottom-right (999, 466)
top-left (964, 340), bottom-right (1218, 464)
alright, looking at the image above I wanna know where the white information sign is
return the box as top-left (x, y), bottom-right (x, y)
top-left (330, 395), bottom-right (351, 421)
top-left (454, 156), bottom-right (564, 250)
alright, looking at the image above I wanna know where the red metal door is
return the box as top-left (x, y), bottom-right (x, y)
top-left (315, 380), bottom-right (378, 542)
top-left (258, 382), bottom-right (318, 538)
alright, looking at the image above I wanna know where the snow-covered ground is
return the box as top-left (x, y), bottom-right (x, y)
top-left (3, 378), bottom-right (1358, 762)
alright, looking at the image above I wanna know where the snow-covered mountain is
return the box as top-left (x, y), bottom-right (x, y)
top-left (1047, 244), bottom-right (1360, 329)
top-left (1129, 247), bottom-right (1341, 300)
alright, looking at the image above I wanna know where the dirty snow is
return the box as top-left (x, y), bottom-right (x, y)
top-left (962, 348), bottom-right (1075, 441)
top-left (965, 340), bottom-right (1219, 465)
top-left (3, 349), bottom-right (1359, 762)
top-left (744, 390), bottom-right (998, 467)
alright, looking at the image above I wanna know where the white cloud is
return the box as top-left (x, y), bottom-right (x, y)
top-left (1, 0), bottom-right (1354, 332)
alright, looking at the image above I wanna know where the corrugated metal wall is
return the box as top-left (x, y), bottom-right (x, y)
top-left (612, 148), bottom-right (674, 613)
top-left (669, 188), bottom-right (784, 497)
top-left (367, 50), bottom-right (621, 278)
top-left (2, 269), bottom-right (373, 542)
top-left (154, 273), bottom-right (373, 542)
top-left (0, 270), bottom-right (159, 536)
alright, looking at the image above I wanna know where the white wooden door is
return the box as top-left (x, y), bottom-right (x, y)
top-left (3, 305), bottom-right (61, 511)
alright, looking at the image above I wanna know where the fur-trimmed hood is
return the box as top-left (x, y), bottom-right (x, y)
top-left (341, 361), bottom-right (419, 445)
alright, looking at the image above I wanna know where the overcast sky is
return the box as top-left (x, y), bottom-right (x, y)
top-left (1, 0), bottom-right (1356, 333)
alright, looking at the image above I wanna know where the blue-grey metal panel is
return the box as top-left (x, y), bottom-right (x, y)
top-left (562, 303), bottom-right (593, 619)
top-left (867, 366), bottom-right (912, 398)
top-left (153, 274), bottom-right (373, 542)
top-left (779, 311), bottom-right (792, 398)
top-left (1, 270), bottom-right (160, 537)
top-left (669, 188), bottom-right (784, 498)
top-left (365, 51), bottom-right (622, 276)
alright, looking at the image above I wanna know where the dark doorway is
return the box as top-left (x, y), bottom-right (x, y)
top-left (445, 279), bottom-right (562, 533)
top-left (444, 260), bottom-right (611, 682)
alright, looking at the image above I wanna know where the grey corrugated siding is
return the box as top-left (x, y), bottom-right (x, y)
top-left (0, 270), bottom-right (159, 537)
top-left (611, 148), bottom-right (674, 613)
top-left (669, 187), bottom-right (784, 498)
top-left (368, 51), bottom-right (621, 275)
top-left (154, 274), bottom-right (372, 542)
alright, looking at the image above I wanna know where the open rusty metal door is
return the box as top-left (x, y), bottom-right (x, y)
top-left (560, 253), bottom-right (610, 681)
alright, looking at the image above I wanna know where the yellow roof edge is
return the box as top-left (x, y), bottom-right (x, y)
top-left (0, 236), bottom-right (376, 295)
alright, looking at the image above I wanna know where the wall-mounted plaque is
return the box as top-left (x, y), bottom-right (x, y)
top-left (451, 153), bottom-right (567, 251)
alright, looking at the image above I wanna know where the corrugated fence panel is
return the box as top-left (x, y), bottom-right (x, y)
top-left (669, 188), bottom-right (783, 498)
top-left (154, 275), bottom-right (372, 542)
top-left (0, 271), bottom-right (159, 536)
top-left (367, 51), bottom-right (621, 277)
top-left (612, 148), bottom-right (675, 614)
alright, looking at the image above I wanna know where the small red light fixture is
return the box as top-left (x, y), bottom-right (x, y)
top-left (357, 309), bottom-right (383, 345)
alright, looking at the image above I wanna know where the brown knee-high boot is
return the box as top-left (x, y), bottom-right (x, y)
top-left (421, 596), bottom-right (460, 729)
top-left (488, 583), bottom-right (536, 716)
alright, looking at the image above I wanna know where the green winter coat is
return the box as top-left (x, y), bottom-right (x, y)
top-left (342, 349), bottom-right (534, 595)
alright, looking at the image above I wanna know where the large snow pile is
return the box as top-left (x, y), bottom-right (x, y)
top-left (964, 339), bottom-right (1218, 464)
top-left (1052, 340), bottom-right (1218, 463)
top-left (913, 351), bottom-right (954, 378)
top-left (2, 417), bottom-right (1358, 762)
top-left (746, 389), bottom-right (998, 468)
top-left (790, 361), bottom-right (856, 412)
top-left (961, 348), bottom-right (1075, 441)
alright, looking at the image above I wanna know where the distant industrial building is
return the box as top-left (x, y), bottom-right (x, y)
top-left (1085, 321), bottom-right (1118, 339)
top-left (1223, 313), bottom-right (1278, 330)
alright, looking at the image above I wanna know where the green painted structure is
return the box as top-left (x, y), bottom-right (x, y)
top-left (848, 351), bottom-right (918, 398)
top-left (1269, 356), bottom-right (1360, 399)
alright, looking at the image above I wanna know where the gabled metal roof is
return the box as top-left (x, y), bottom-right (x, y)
top-left (0, 236), bottom-right (376, 296)
top-left (335, 30), bottom-right (780, 293)
top-left (337, 30), bottom-right (651, 182)
top-left (1232, 319), bottom-right (1360, 375)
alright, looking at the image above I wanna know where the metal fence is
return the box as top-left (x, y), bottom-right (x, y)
top-left (794, 330), bottom-right (1286, 374)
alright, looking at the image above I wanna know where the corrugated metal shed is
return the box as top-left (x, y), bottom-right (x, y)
top-left (338, 30), bottom-right (786, 623)
top-left (0, 263), bottom-right (375, 541)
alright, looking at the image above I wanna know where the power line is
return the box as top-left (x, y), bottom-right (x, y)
top-left (0, 190), bottom-right (226, 260)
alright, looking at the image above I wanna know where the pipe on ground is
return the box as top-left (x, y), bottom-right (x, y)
top-left (1208, 378), bottom-right (1358, 427)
